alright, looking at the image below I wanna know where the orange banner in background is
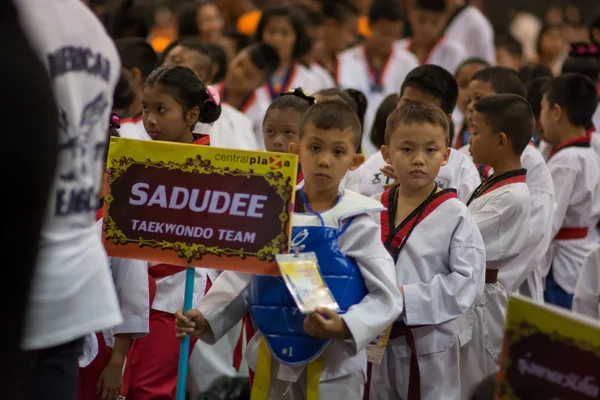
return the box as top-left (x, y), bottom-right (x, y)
top-left (102, 137), bottom-right (298, 275)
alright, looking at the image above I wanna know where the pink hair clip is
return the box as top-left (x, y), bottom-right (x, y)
top-left (110, 114), bottom-right (120, 129)
top-left (206, 86), bottom-right (221, 106)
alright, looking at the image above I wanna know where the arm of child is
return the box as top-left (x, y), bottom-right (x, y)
top-left (193, 270), bottom-right (252, 345)
top-left (573, 248), bottom-right (600, 319)
top-left (111, 258), bottom-right (150, 338)
top-left (547, 164), bottom-right (578, 239)
top-left (402, 212), bottom-right (486, 326)
top-left (457, 167), bottom-right (481, 204)
top-left (97, 334), bottom-right (132, 400)
top-left (336, 214), bottom-right (403, 354)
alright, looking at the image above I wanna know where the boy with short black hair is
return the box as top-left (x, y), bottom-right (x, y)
top-left (369, 102), bottom-right (485, 400)
top-left (539, 73), bottom-right (600, 310)
top-left (494, 32), bottom-right (523, 72)
top-left (176, 100), bottom-right (402, 400)
top-left (338, 0), bottom-right (418, 157)
top-left (396, 0), bottom-right (467, 74)
top-left (463, 66), bottom-right (555, 305)
top-left (359, 64), bottom-right (481, 203)
top-left (319, 0), bottom-right (360, 79)
top-left (460, 93), bottom-right (533, 398)
top-left (115, 37), bottom-right (158, 139)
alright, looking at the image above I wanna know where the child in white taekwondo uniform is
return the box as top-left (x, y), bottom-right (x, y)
top-left (573, 246), bottom-right (600, 319)
top-left (359, 65), bottom-right (480, 202)
top-left (396, 0), bottom-right (467, 75)
top-left (460, 94), bottom-right (534, 399)
top-left (337, 0), bottom-right (418, 158)
top-left (539, 74), bottom-right (600, 310)
top-left (215, 43), bottom-right (281, 149)
top-left (443, 0), bottom-right (496, 65)
top-left (176, 101), bottom-right (402, 400)
top-left (464, 67), bottom-right (555, 304)
top-left (368, 102), bottom-right (485, 400)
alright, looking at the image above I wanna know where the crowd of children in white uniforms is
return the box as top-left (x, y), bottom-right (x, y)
top-left (20, 0), bottom-right (600, 400)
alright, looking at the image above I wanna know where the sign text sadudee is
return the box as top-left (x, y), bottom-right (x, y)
top-left (102, 138), bottom-right (297, 275)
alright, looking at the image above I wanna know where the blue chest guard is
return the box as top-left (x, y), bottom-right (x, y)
top-left (249, 189), bottom-right (384, 366)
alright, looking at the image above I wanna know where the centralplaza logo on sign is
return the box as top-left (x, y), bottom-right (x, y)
top-left (214, 153), bottom-right (291, 170)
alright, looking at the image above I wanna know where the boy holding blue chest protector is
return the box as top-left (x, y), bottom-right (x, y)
top-left (176, 101), bottom-right (402, 399)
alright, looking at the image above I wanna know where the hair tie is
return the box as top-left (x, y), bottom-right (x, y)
top-left (110, 113), bottom-right (120, 129)
top-left (206, 86), bottom-right (221, 106)
top-left (281, 87), bottom-right (316, 105)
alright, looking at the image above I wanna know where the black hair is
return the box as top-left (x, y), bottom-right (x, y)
top-left (314, 88), bottom-right (359, 113)
top-left (225, 31), bottom-right (253, 53)
top-left (561, 42), bottom-right (600, 83)
top-left (455, 58), bottom-right (491, 78)
top-left (106, 0), bottom-right (152, 39)
top-left (255, 5), bottom-right (312, 61)
top-left (469, 374), bottom-right (496, 400)
top-left (246, 43), bottom-right (281, 78)
top-left (146, 65), bottom-right (222, 125)
top-left (371, 93), bottom-right (398, 149)
top-left (473, 94), bottom-right (534, 154)
top-left (115, 37), bottom-right (158, 79)
top-left (295, 4), bottom-right (326, 26)
top-left (589, 8), bottom-right (600, 46)
top-left (414, 0), bottom-right (447, 13)
top-left (203, 43), bottom-right (228, 83)
top-left (113, 68), bottom-right (135, 111)
top-left (400, 64), bottom-right (459, 114)
top-left (300, 100), bottom-right (362, 150)
top-left (177, 1), bottom-right (218, 38)
top-left (526, 76), bottom-right (552, 120)
top-left (536, 24), bottom-right (563, 56)
top-left (344, 88), bottom-right (368, 130)
top-left (472, 66), bottom-right (527, 97)
top-left (385, 102), bottom-right (449, 145)
top-left (495, 32), bottom-right (524, 59)
top-left (369, 0), bottom-right (403, 23)
top-left (543, 73), bottom-right (598, 128)
top-left (518, 63), bottom-right (553, 86)
top-left (264, 87), bottom-right (315, 126)
top-left (322, 0), bottom-right (360, 23)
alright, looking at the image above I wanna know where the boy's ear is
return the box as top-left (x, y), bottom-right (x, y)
top-left (441, 147), bottom-right (450, 167)
top-left (498, 131), bottom-right (509, 149)
top-left (349, 153), bottom-right (365, 171)
top-left (289, 142), bottom-right (300, 155)
top-left (553, 103), bottom-right (564, 122)
top-left (381, 145), bottom-right (392, 164)
top-left (186, 106), bottom-right (200, 128)
top-left (130, 67), bottom-right (144, 88)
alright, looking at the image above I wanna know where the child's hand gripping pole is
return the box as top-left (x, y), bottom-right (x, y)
top-left (175, 267), bottom-right (196, 400)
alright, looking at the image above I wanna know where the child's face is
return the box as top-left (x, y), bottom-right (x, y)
top-left (495, 47), bottom-right (521, 72)
top-left (539, 94), bottom-right (560, 145)
top-left (368, 19), bottom-right (403, 52)
top-left (468, 110), bottom-right (498, 165)
top-left (383, 122), bottom-right (449, 191)
top-left (226, 50), bottom-right (267, 93)
top-left (295, 124), bottom-right (363, 192)
top-left (142, 84), bottom-right (196, 143)
top-left (304, 24), bottom-right (325, 64)
top-left (196, 4), bottom-right (225, 42)
top-left (539, 27), bottom-right (565, 57)
top-left (324, 15), bottom-right (359, 54)
top-left (409, 9), bottom-right (445, 46)
top-left (262, 16), bottom-right (296, 63)
top-left (456, 63), bottom-right (487, 114)
top-left (466, 79), bottom-right (496, 118)
top-left (263, 108), bottom-right (302, 153)
top-left (163, 46), bottom-right (212, 83)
